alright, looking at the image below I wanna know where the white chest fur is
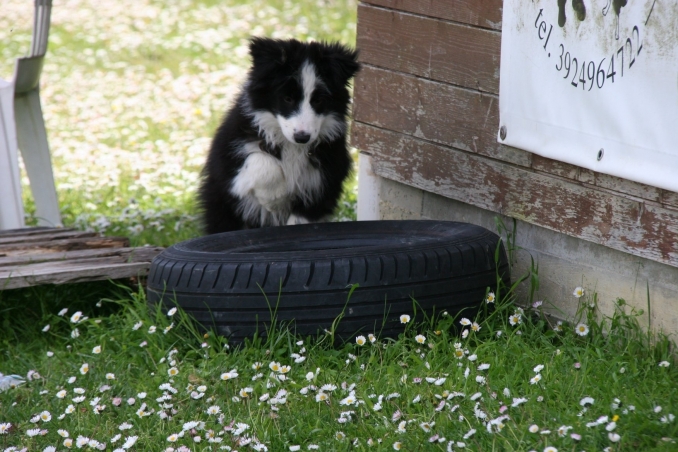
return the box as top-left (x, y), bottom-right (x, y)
top-left (230, 140), bottom-right (322, 226)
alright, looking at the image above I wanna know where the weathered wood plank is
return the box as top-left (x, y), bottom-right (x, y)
top-left (531, 155), bottom-right (580, 180)
top-left (352, 122), bottom-right (678, 268)
top-left (0, 236), bottom-right (130, 256)
top-left (360, 0), bottom-right (502, 30)
top-left (0, 261), bottom-right (153, 290)
top-left (357, 4), bottom-right (501, 93)
top-left (531, 154), bottom-right (662, 202)
top-left (353, 65), bottom-right (531, 167)
top-left (0, 227), bottom-right (75, 237)
top-left (0, 246), bottom-right (163, 267)
top-left (662, 190), bottom-right (678, 209)
top-left (594, 173), bottom-right (661, 203)
top-left (0, 229), bottom-right (96, 245)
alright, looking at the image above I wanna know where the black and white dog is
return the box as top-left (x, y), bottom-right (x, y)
top-left (198, 38), bottom-right (360, 234)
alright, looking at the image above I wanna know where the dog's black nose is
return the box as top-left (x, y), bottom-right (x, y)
top-left (293, 132), bottom-right (311, 144)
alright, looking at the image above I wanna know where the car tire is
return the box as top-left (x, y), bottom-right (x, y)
top-left (147, 220), bottom-right (510, 342)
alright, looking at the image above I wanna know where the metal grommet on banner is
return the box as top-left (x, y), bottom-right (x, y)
top-left (597, 149), bottom-right (604, 161)
top-left (499, 126), bottom-right (507, 141)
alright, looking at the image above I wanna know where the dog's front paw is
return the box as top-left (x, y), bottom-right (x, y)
top-left (232, 152), bottom-right (289, 212)
top-left (286, 214), bottom-right (310, 226)
top-left (254, 183), bottom-right (288, 212)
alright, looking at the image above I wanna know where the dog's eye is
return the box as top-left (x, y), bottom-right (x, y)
top-left (283, 96), bottom-right (294, 104)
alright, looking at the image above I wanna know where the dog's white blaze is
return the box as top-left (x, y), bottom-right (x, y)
top-left (245, 62), bottom-right (346, 147)
top-left (277, 62), bottom-right (324, 144)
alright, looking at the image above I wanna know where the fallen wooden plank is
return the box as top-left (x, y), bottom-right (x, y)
top-left (0, 236), bottom-right (130, 256)
top-left (0, 246), bottom-right (163, 267)
top-left (0, 229), bottom-right (98, 245)
top-left (0, 261), bottom-right (153, 290)
top-left (0, 227), bottom-right (72, 236)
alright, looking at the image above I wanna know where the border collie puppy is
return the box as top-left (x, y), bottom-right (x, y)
top-left (199, 38), bottom-right (360, 234)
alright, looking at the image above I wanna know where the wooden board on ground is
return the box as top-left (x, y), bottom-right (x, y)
top-left (0, 227), bottom-right (163, 290)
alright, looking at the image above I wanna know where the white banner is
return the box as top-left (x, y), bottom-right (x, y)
top-left (499, 0), bottom-right (678, 193)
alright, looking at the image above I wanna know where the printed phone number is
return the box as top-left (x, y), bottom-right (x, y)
top-left (554, 26), bottom-right (643, 91)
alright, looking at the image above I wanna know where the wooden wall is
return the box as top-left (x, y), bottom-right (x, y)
top-left (351, 0), bottom-right (678, 269)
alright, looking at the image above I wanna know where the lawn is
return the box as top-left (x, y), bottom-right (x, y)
top-left (1, 1), bottom-right (677, 451)
top-left (1, 273), bottom-right (676, 451)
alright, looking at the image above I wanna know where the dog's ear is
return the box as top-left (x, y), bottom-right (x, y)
top-left (249, 37), bottom-right (287, 68)
top-left (321, 43), bottom-right (361, 86)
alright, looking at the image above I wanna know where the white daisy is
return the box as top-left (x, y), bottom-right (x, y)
top-left (419, 421), bottom-right (434, 432)
top-left (220, 371), bottom-right (238, 380)
top-left (122, 436), bottom-right (138, 449)
top-left (512, 397), bottom-right (528, 407)
top-left (580, 396), bottom-right (594, 406)
top-left (575, 323), bottom-right (589, 336)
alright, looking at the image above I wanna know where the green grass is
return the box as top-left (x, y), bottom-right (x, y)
top-left (1, 271), bottom-right (676, 451)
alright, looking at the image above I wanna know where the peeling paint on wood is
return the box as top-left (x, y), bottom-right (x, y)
top-left (352, 123), bottom-right (678, 268)
top-left (353, 65), bottom-right (531, 167)
top-left (357, 4), bottom-right (501, 94)
top-left (594, 173), bottom-right (661, 203)
top-left (662, 190), bottom-right (678, 209)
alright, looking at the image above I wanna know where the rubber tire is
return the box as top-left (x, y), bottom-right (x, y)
top-left (147, 220), bottom-right (510, 342)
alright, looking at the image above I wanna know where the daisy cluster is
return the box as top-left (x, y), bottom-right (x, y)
top-left (1, 284), bottom-right (675, 451)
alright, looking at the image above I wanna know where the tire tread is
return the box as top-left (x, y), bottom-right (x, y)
top-left (147, 221), bottom-right (510, 342)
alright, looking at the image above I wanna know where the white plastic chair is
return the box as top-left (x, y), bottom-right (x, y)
top-left (0, 0), bottom-right (61, 230)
